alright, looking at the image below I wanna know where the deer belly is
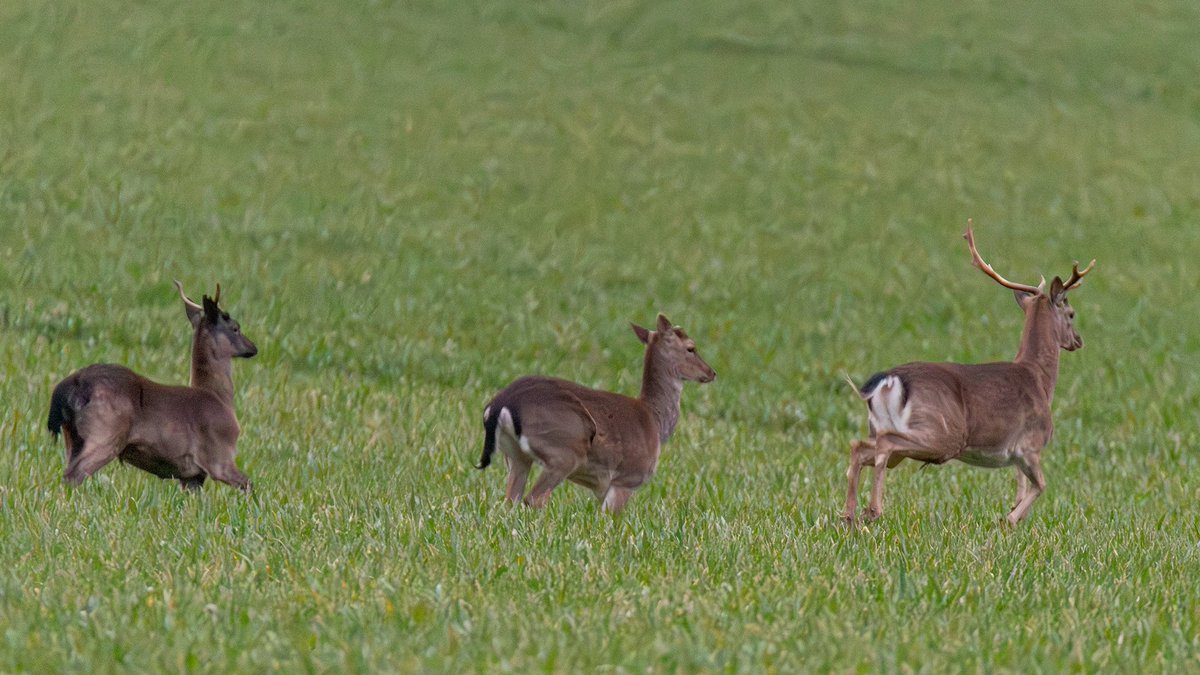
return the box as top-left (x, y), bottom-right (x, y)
top-left (956, 446), bottom-right (1017, 468)
top-left (120, 445), bottom-right (188, 478)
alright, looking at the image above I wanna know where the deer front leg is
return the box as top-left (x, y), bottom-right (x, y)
top-left (843, 439), bottom-right (876, 524)
top-left (1006, 453), bottom-right (1045, 525)
top-left (1012, 469), bottom-right (1029, 511)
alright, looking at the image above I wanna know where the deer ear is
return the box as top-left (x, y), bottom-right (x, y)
top-left (631, 323), bottom-right (651, 344)
top-left (1012, 289), bottom-right (1036, 307)
top-left (202, 295), bottom-right (221, 324)
top-left (1049, 276), bottom-right (1066, 300)
top-left (655, 313), bottom-right (672, 333)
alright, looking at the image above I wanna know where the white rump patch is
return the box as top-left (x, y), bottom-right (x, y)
top-left (864, 375), bottom-right (912, 435)
top-left (497, 407), bottom-right (535, 459)
top-left (483, 405), bottom-right (491, 422)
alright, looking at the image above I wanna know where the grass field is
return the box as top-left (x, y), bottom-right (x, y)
top-left (3, 0), bottom-right (1200, 671)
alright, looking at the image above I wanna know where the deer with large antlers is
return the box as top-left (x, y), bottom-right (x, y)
top-left (843, 221), bottom-right (1094, 526)
top-left (46, 282), bottom-right (258, 492)
top-left (477, 314), bottom-right (715, 513)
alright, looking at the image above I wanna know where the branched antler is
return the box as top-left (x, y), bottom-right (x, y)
top-left (963, 219), bottom-right (1043, 295)
top-left (1063, 259), bottom-right (1095, 291)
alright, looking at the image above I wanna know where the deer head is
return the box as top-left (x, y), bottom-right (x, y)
top-left (631, 313), bottom-right (716, 383)
top-left (964, 220), bottom-right (1093, 352)
top-left (175, 281), bottom-right (258, 359)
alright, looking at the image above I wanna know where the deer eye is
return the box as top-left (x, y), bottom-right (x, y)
top-left (686, 345), bottom-right (696, 353)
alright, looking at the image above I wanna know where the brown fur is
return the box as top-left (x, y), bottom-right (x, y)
top-left (47, 282), bottom-right (257, 491)
top-left (843, 225), bottom-right (1094, 526)
top-left (479, 313), bottom-right (715, 513)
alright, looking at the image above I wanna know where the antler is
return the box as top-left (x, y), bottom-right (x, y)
top-left (174, 279), bottom-right (202, 311)
top-left (213, 282), bottom-right (221, 305)
top-left (963, 219), bottom-right (1043, 295)
top-left (1063, 259), bottom-right (1095, 291)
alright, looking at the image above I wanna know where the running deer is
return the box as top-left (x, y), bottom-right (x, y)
top-left (843, 221), bottom-right (1095, 526)
top-left (476, 314), bottom-right (715, 513)
top-left (46, 282), bottom-right (258, 492)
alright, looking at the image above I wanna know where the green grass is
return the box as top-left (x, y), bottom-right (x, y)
top-left (3, 0), bottom-right (1200, 670)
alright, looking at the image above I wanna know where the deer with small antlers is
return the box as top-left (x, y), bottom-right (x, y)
top-left (843, 221), bottom-right (1094, 526)
top-left (477, 314), bottom-right (715, 513)
top-left (46, 282), bottom-right (258, 492)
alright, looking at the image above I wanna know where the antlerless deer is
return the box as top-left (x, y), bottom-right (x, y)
top-left (46, 282), bottom-right (258, 492)
top-left (477, 314), bottom-right (715, 513)
top-left (843, 221), bottom-right (1094, 526)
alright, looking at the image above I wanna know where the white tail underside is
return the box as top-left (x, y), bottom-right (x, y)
top-left (864, 375), bottom-right (912, 435)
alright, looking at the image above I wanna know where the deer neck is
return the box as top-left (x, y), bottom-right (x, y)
top-left (1013, 298), bottom-right (1060, 401)
top-left (190, 327), bottom-right (235, 405)
top-left (639, 347), bottom-right (683, 445)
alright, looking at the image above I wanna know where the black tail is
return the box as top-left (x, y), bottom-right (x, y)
top-left (47, 374), bottom-right (75, 432)
top-left (47, 376), bottom-right (85, 437)
top-left (477, 403), bottom-right (521, 470)
top-left (477, 406), bottom-right (500, 469)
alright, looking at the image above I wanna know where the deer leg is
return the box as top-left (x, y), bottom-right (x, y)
top-left (1005, 454), bottom-right (1045, 525)
top-left (63, 441), bottom-right (120, 486)
top-left (207, 462), bottom-right (252, 494)
top-left (1012, 469), bottom-right (1029, 511)
top-left (522, 460), bottom-right (576, 509)
top-left (179, 475), bottom-right (207, 492)
top-left (503, 454), bottom-right (532, 503)
top-left (61, 427), bottom-right (77, 467)
top-left (601, 486), bottom-right (635, 514)
top-left (843, 439), bottom-right (876, 524)
top-left (865, 451), bottom-right (891, 521)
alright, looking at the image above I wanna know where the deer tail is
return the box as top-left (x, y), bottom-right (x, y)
top-left (47, 375), bottom-right (88, 440)
top-left (477, 403), bottom-right (523, 470)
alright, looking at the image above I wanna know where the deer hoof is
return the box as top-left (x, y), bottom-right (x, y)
top-left (864, 507), bottom-right (882, 521)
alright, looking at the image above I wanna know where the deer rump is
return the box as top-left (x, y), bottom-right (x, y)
top-left (48, 363), bottom-right (237, 481)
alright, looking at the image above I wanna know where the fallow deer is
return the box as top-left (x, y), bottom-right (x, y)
top-left (46, 282), bottom-right (258, 492)
top-left (477, 314), bottom-right (715, 513)
top-left (843, 221), bottom-right (1095, 526)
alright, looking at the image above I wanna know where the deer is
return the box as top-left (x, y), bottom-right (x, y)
top-left (46, 281), bottom-right (258, 492)
top-left (476, 313), bottom-right (716, 513)
top-left (842, 220), bottom-right (1094, 526)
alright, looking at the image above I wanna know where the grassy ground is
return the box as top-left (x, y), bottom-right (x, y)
top-left (3, 0), bottom-right (1200, 671)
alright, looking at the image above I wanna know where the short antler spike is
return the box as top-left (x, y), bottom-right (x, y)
top-left (174, 279), bottom-right (202, 311)
top-left (213, 283), bottom-right (222, 305)
top-left (963, 219), bottom-right (1043, 295)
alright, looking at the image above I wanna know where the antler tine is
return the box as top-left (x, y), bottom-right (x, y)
top-left (214, 282), bottom-right (221, 305)
top-left (174, 279), bottom-right (202, 310)
top-left (1064, 259), bottom-right (1096, 290)
top-left (962, 219), bottom-right (1043, 295)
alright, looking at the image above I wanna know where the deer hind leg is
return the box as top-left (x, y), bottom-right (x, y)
top-left (843, 439), bottom-right (878, 524)
top-left (601, 486), bottom-right (635, 514)
top-left (63, 438), bottom-right (121, 486)
top-left (503, 454), bottom-right (533, 504)
top-left (1006, 453), bottom-right (1045, 525)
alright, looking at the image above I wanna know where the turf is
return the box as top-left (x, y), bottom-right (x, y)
top-left (2, 0), bottom-right (1200, 671)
